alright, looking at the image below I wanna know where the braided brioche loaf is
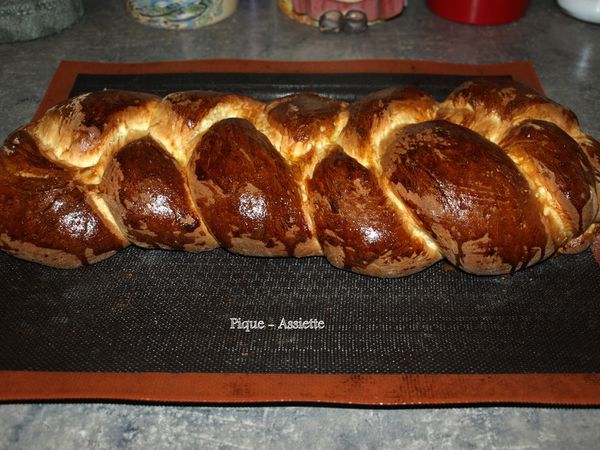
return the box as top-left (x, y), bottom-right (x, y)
top-left (1, 78), bottom-right (599, 276)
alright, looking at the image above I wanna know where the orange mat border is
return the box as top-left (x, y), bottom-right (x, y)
top-left (2, 372), bottom-right (600, 405)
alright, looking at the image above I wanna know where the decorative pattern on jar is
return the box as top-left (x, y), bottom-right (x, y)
top-left (127, 0), bottom-right (238, 29)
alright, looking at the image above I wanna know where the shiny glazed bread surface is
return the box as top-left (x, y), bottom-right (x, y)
top-left (1, 79), bottom-right (599, 276)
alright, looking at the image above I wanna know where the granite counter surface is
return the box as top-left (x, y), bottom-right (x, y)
top-left (1, 0), bottom-right (599, 448)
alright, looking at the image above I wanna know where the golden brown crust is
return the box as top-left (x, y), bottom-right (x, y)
top-left (499, 120), bottom-right (598, 239)
top-left (437, 78), bottom-right (581, 143)
top-left (0, 128), bottom-right (127, 268)
top-left (577, 135), bottom-right (600, 220)
top-left (264, 93), bottom-right (348, 166)
top-left (382, 120), bottom-right (554, 275)
top-left (309, 148), bottom-right (441, 277)
top-left (30, 90), bottom-right (160, 172)
top-left (102, 137), bottom-right (217, 251)
top-left (1, 80), bottom-right (598, 276)
top-left (189, 118), bottom-right (316, 257)
top-left (149, 90), bottom-right (264, 166)
top-left (339, 87), bottom-right (437, 166)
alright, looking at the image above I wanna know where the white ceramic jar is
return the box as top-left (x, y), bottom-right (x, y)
top-left (557, 0), bottom-right (600, 23)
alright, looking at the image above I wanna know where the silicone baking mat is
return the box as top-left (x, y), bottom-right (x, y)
top-left (2, 60), bottom-right (600, 405)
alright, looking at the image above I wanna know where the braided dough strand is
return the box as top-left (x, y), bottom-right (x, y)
top-left (1, 79), bottom-right (599, 276)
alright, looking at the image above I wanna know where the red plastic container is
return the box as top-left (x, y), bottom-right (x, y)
top-left (427, 0), bottom-right (529, 25)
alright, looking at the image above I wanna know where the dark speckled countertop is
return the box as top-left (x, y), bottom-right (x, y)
top-left (1, 0), bottom-right (600, 448)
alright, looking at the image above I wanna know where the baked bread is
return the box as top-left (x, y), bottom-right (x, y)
top-left (1, 78), bottom-right (599, 276)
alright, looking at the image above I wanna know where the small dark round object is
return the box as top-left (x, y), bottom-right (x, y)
top-left (319, 10), bottom-right (344, 33)
top-left (343, 9), bottom-right (368, 33)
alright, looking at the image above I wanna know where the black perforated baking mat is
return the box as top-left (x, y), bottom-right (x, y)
top-left (2, 247), bottom-right (600, 374)
top-left (2, 65), bottom-right (599, 380)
